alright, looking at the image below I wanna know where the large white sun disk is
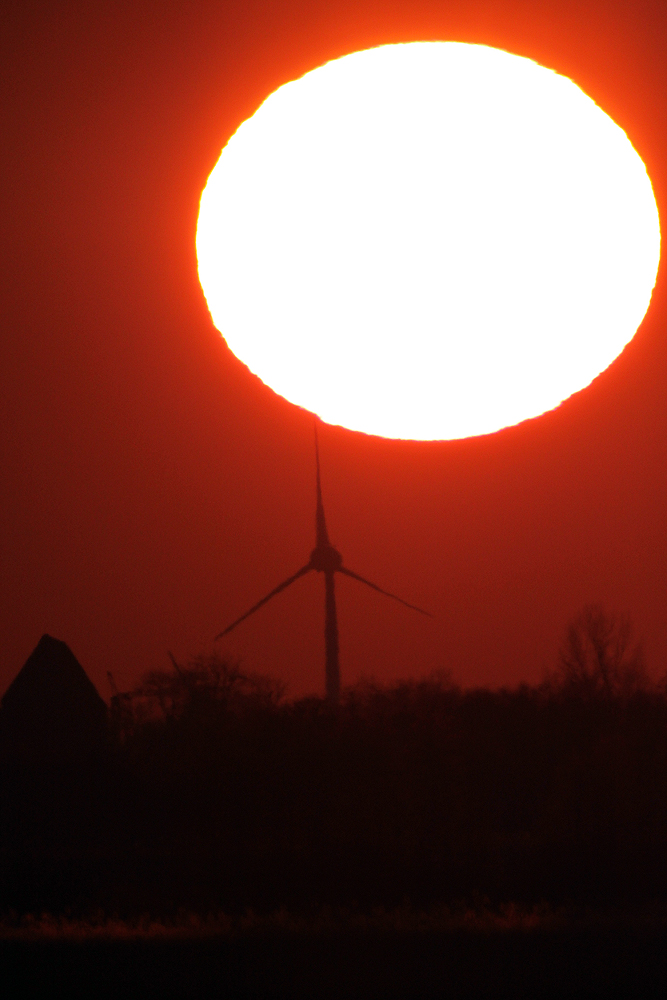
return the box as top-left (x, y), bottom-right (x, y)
top-left (197, 42), bottom-right (661, 440)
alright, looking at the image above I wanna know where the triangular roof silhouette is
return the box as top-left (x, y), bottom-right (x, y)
top-left (0, 634), bottom-right (107, 761)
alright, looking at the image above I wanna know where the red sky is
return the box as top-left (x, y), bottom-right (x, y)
top-left (1, 0), bottom-right (666, 701)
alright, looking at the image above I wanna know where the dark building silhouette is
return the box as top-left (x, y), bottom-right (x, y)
top-left (0, 634), bottom-right (108, 763)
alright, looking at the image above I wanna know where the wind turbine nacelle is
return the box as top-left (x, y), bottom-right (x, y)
top-left (310, 544), bottom-right (343, 573)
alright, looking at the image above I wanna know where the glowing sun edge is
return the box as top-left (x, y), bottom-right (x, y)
top-left (197, 42), bottom-right (661, 441)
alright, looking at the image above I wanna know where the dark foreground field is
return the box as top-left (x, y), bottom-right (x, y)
top-left (3, 639), bottom-right (667, 995)
top-left (3, 912), bottom-right (667, 999)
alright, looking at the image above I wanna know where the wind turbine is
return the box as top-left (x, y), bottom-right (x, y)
top-left (216, 425), bottom-right (431, 703)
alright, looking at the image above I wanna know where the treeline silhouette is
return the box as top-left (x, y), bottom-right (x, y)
top-left (1, 607), bottom-right (666, 917)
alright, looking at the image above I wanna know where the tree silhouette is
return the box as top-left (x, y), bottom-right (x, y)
top-left (555, 605), bottom-right (648, 699)
top-left (127, 653), bottom-right (285, 726)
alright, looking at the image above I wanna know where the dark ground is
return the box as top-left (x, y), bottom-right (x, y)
top-left (3, 920), bottom-right (667, 999)
top-left (3, 641), bottom-right (667, 995)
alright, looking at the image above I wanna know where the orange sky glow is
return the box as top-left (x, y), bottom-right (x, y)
top-left (1, 0), bottom-right (667, 701)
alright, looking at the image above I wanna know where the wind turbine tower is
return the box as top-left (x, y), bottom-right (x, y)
top-left (217, 425), bottom-right (431, 702)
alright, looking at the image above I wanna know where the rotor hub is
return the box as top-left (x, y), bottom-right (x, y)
top-left (310, 544), bottom-right (343, 573)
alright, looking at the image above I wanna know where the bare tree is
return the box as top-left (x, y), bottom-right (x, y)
top-left (129, 653), bottom-right (286, 724)
top-left (556, 605), bottom-right (648, 698)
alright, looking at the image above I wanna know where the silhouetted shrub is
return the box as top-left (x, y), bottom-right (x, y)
top-left (550, 605), bottom-right (649, 700)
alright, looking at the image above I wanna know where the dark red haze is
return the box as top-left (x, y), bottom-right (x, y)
top-left (1, 0), bottom-right (666, 701)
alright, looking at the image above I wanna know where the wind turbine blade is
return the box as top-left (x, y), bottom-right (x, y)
top-left (314, 420), bottom-right (330, 548)
top-left (216, 564), bottom-right (312, 639)
top-left (339, 566), bottom-right (433, 617)
top-left (167, 651), bottom-right (183, 675)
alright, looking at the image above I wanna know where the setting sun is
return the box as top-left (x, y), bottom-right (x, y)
top-left (197, 42), bottom-right (660, 440)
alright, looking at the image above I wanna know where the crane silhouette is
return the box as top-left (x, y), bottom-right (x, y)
top-left (216, 425), bottom-right (431, 702)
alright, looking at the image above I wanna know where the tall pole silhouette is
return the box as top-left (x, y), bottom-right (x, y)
top-left (216, 424), bottom-right (431, 702)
